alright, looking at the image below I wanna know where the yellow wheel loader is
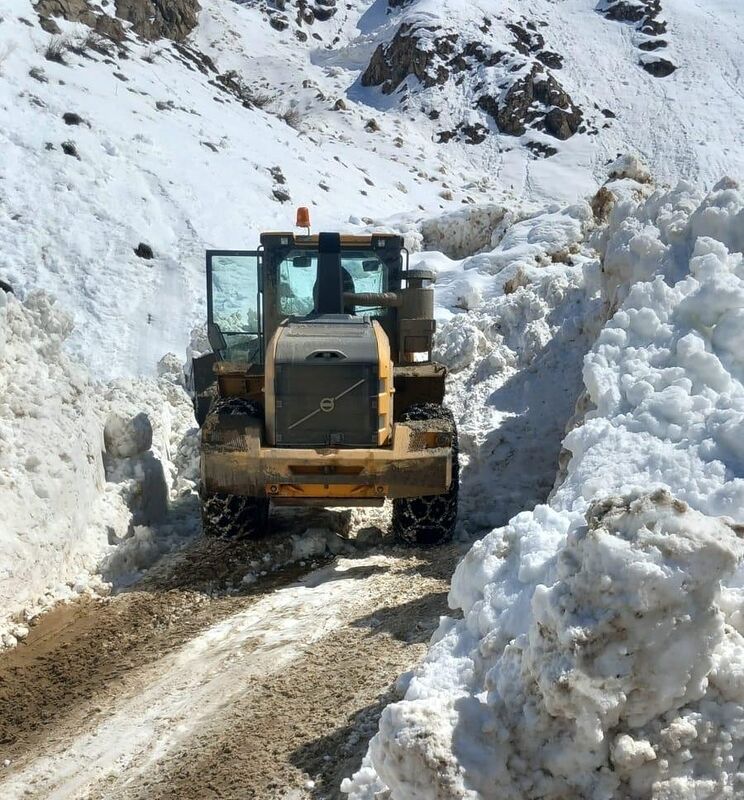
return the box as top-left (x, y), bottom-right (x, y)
top-left (190, 214), bottom-right (458, 546)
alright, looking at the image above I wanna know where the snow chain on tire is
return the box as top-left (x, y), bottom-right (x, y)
top-left (392, 403), bottom-right (459, 547)
top-left (200, 397), bottom-right (270, 540)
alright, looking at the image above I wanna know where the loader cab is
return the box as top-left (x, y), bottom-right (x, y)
top-left (204, 233), bottom-right (407, 364)
top-left (259, 232), bottom-right (406, 354)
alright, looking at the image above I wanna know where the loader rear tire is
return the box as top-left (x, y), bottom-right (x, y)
top-left (392, 403), bottom-right (459, 547)
top-left (200, 397), bottom-right (270, 540)
top-left (201, 492), bottom-right (269, 540)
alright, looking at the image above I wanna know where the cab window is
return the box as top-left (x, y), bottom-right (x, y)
top-left (277, 249), bottom-right (388, 317)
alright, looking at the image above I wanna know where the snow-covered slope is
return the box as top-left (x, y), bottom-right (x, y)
top-left (1, 0), bottom-right (743, 378)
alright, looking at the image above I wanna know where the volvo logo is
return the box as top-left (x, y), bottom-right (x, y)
top-left (320, 398), bottom-right (335, 413)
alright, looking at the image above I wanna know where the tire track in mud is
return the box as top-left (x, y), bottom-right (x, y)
top-left (0, 538), bottom-right (459, 800)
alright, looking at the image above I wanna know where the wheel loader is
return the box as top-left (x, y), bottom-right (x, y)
top-left (190, 211), bottom-right (458, 546)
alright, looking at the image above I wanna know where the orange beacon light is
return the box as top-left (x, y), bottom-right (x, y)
top-left (296, 207), bottom-right (311, 234)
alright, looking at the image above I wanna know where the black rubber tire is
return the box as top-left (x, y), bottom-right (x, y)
top-left (200, 397), bottom-right (270, 539)
top-left (392, 403), bottom-right (459, 547)
top-left (201, 491), bottom-right (269, 540)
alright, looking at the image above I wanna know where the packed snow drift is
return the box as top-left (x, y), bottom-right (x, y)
top-left (0, 289), bottom-right (199, 648)
top-left (344, 180), bottom-right (744, 798)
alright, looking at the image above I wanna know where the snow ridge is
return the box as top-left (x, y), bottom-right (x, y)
top-left (345, 179), bottom-right (744, 799)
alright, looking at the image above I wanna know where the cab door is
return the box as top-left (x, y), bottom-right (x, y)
top-left (206, 250), bottom-right (263, 363)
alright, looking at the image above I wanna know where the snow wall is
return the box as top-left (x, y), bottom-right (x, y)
top-left (345, 178), bottom-right (744, 800)
top-left (0, 290), bottom-right (199, 648)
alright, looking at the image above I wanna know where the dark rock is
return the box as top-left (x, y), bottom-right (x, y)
top-left (478, 65), bottom-right (582, 140)
top-left (61, 140), bottom-right (79, 158)
top-left (525, 140), bottom-right (558, 158)
top-left (601, 108), bottom-right (616, 118)
top-left (640, 18), bottom-right (666, 35)
top-left (134, 242), bottom-right (154, 259)
top-left (460, 123), bottom-right (488, 145)
top-left (638, 38), bottom-right (667, 50)
top-left (62, 111), bottom-right (85, 125)
top-left (173, 43), bottom-right (216, 75)
top-left (333, 98), bottom-right (347, 111)
top-left (600, 1), bottom-right (647, 23)
top-left (536, 50), bottom-right (563, 69)
top-left (598, 0), bottom-right (670, 66)
top-left (35, 0), bottom-right (198, 42)
top-left (269, 166), bottom-right (286, 185)
top-left (365, 118), bottom-right (380, 132)
top-left (507, 22), bottom-right (544, 55)
top-left (362, 23), bottom-right (457, 94)
top-left (269, 14), bottom-right (289, 31)
top-left (29, 66), bottom-right (48, 82)
top-left (313, 4), bottom-right (336, 22)
top-left (641, 57), bottom-right (676, 76)
top-left (213, 70), bottom-right (253, 105)
top-left (272, 188), bottom-right (291, 203)
top-left (35, 0), bottom-right (126, 41)
top-left (0, 279), bottom-right (13, 294)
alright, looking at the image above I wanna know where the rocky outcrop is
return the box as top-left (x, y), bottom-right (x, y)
top-left (597, 0), bottom-right (676, 76)
top-left (477, 64), bottom-right (582, 140)
top-left (114, 0), bottom-right (200, 41)
top-left (247, 0), bottom-right (337, 39)
top-left (362, 16), bottom-right (583, 151)
top-left (34, 0), bottom-right (125, 38)
top-left (362, 24), bottom-right (458, 93)
top-left (35, 0), bottom-right (200, 42)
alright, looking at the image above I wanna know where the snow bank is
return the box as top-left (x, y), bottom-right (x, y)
top-left (0, 291), bottom-right (199, 646)
top-left (420, 205), bottom-right (515, 260)
top-left (429, 199), bottom-right (603, 533)
top-left (0, 292), bottom-right (105, 646)
top-left (344, 179), bottom-right (744, 799)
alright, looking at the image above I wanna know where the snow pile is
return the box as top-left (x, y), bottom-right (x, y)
top-left (0, 290), bottom-right (199, 646)
top-left (350, 493), bottom-right (744, 800)
top-left (420, 204), bottom-right (515, 260)
top-left (93, 374), bottom-right (200, 584)
top-left (555, 178), bottom-right (744, 518)
top-left (0, 291), bottom-right (104, 646)
top-left (344, 179), bottom-right (744, 799)
top-left (429, 201), bottom-right (603, 532)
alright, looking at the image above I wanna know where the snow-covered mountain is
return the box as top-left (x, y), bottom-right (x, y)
top-left (1, 0), bottom-right (743, 376)
top-left (1, 0), bottom-right (744, 796)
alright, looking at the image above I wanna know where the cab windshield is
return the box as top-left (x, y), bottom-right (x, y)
top-left (278, 250), bottom-right (388, 317)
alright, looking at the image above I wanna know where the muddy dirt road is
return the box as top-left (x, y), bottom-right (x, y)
top-left (0, 517), bottom-right (461, 799)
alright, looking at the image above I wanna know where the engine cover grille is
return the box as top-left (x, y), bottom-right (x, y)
top-left (273, 317), bottom-right (379, 448)
top-left (275, 364), bottom-right (377, 447)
